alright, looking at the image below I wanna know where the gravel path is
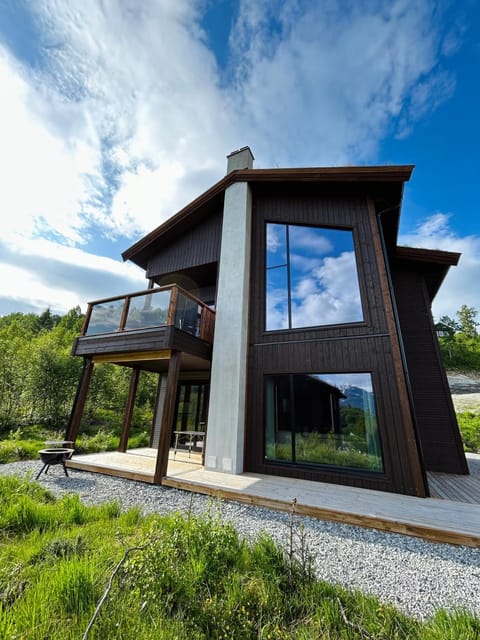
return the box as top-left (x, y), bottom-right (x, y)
top-left (452, 392), bottom-right (480, 412)
top-left (1, 460), bottom-right (479, 622)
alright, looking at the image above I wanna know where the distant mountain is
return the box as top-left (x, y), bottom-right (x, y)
top-left (340, 386), bottom-right (374, 410)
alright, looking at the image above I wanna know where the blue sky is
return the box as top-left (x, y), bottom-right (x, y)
top-left (0, 0), bottom-right (479, 321)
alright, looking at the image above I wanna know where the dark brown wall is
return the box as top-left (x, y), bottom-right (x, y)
top-left (72, 326), bottom-right (170, 357)
top-left (73, 326), bottom-right (211, 362)
top-left (246, 188), bottom-right (427, 496)
top-left (146, 209), bottom-right (223, 280)
top-left (391, 265), bottom-right (468, 474)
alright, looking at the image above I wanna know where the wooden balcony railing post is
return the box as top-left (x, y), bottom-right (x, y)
top-left (199, 307), bottom-right (215, 342)
top-left (81, 305), bottom-right (93, 336)
top-left (167, 287), bottom-right (178, 326)
top-left (119, 297), bottom-right (131, 331)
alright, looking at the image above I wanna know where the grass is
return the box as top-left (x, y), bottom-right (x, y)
top-left (457, 412), bottom-right (480, 453)
top-left (0, 424), bottom-right (150, 463)
top-left (0, 475), bottom-right (479, 639)
top-left (2, 409), bottom-right (478, 466)
top-left (267, 432), bottom-right (383, 471)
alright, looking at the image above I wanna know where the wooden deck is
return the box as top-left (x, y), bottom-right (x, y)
top-left (67, 447), bottom-right (199, 483)
top-left (67, 450), bottom-right (480, 548)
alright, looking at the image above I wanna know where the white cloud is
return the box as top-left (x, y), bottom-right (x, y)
top-left (231, 0), bottom-right (457, 165)
top-left (289, 226), bottom-right (333, 255)
top-left (110, 161), bottom-right (186, 237)
top-left (0, 237), bottom-right (146, 315)
top-left (0, 0), bottom-right (467, 315)
top-left (291, 252), bottom-right (363, 327)
top-left (266, 285), bottom-right (289, 331)
top-left (4, 0), bottom-right (458, 244)
top-left (266, 224), bottom-right (284, 254)
top-left (266, 251), bottom-right (363, 329)
top-left (413, 212), bottom-right (452, 237)
top-left (318, 372), bottom-right (373, 394)
top-left (399, 214), bottom-right (480, 320)
top-left (0, 1), bottom-right (238, 251)
top-left (0, 263), bottom-right (80, 312)
top-left (24, 0), bottom-right (237, 238)
top-left (0, 45), bottom-right (101, 246)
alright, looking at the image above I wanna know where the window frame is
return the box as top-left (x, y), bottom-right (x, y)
top-left (264, 221), bottom-right (366, 333)
top-left (263, 371), bottom-right (385, 474)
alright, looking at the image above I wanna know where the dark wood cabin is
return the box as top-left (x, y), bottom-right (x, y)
top-left (66, 147), bottom-right (468, 495)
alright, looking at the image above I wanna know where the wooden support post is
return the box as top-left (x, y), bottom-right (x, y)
top-left (153, 350), bottom-right (181, 484)
top-left (150, 374), bottom-right (167, 448)
top-left (118, 368), bottom-right (140, 452)
top-left (167, 287), bottom-right (178, 326)
top-left (65, 358), bottom-right (94, 443)
top-left (119, 297), bottom-right (131, 331)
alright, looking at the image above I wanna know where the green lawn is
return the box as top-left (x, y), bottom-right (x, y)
top-left (0, 424), bottom-right (150, 464)
top-left (0, 475), bottom-right (479, 639)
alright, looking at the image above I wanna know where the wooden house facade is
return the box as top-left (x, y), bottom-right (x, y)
top-left (66, 147), bottom-right (468, 496)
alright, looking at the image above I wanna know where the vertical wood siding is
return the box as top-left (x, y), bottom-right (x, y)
top-left (146, 209), bottom-right (223, 279)
top-left (246, 188), bottom-right (427, 496)
top-left (392, 266), bottom-right (469, 474)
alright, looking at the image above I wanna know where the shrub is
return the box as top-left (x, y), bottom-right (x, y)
top-left (457, 412), bottom-right (480, 453)
top-left (0, 476), bottom-right (121, 535)
top-left (1, 478), bottom-right (480, 639)
top-left (0, 438), bottom-right (44, 463)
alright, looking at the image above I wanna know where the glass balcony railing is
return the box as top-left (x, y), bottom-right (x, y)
top-left (81, 285), bottom-right (215, 343)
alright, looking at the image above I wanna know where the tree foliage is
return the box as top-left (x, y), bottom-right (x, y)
top-left (0, 308), bottom-right (157, 434)
top-left (456, 304), bottom-right (479, 339)
top-left (437, 305), bottom-right (480, 371)
top-left (1, 302), bottom-right (478, 440)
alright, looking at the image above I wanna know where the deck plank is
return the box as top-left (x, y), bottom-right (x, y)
top-left (163, 468), bottom-right (480, 547)
top-left (66, 449), bottom-right (480, 548)
top-left (428, 471), bottom-right (480, 504)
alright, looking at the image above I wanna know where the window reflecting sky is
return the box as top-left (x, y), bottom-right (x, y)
top-left (311, 372), bottom-right (373, 394)
top-left (266, 223), bottom-right (363, 330)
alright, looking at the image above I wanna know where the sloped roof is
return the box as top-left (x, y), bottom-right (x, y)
top-left (395, 246), bottom-right (461, 301)
top-left (122, 165), bottom-right (415, 270)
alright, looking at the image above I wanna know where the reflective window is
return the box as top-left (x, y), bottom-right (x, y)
top-left (266, 223), bottom-right (363, 330)
top-left (265, 372), bottom-right (383, 472)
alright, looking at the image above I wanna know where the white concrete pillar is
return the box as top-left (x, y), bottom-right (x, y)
top-left (205, 180), bottom-right (252, 473)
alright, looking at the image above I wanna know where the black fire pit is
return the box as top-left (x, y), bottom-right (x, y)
top-left (36, 448), bottom-right (74, 479)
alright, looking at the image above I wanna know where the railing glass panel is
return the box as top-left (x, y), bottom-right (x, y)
top-left (82, 286), bottom-right (214, 340)
top-left (174, 292), bottom-right (202, 336)
top-left (124, 291), bottom-right (171, 331)
top-left (85, 299), bottom-right (125, 335)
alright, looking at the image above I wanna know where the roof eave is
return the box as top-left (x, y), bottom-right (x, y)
top-left (395, 246), bottom-right (461, 301)
top-left (122, 165), bottom-right (415, 268)
top-left (396, 246), bottom-right (461, 266)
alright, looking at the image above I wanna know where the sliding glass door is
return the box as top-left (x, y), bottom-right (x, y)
top-left (173, 382), bottom-right (209, 452)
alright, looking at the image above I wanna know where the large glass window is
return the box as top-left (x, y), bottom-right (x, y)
top-left (266, 223), bottom-right (363, 330)
top-left (265, 372), bottom-right (383, 472)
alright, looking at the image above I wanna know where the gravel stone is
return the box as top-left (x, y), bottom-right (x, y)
top-left (1, 460), bottom-right (479, 621)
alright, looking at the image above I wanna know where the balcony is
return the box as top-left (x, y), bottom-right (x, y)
top-left (72, 285), bottom-right (215, 370)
